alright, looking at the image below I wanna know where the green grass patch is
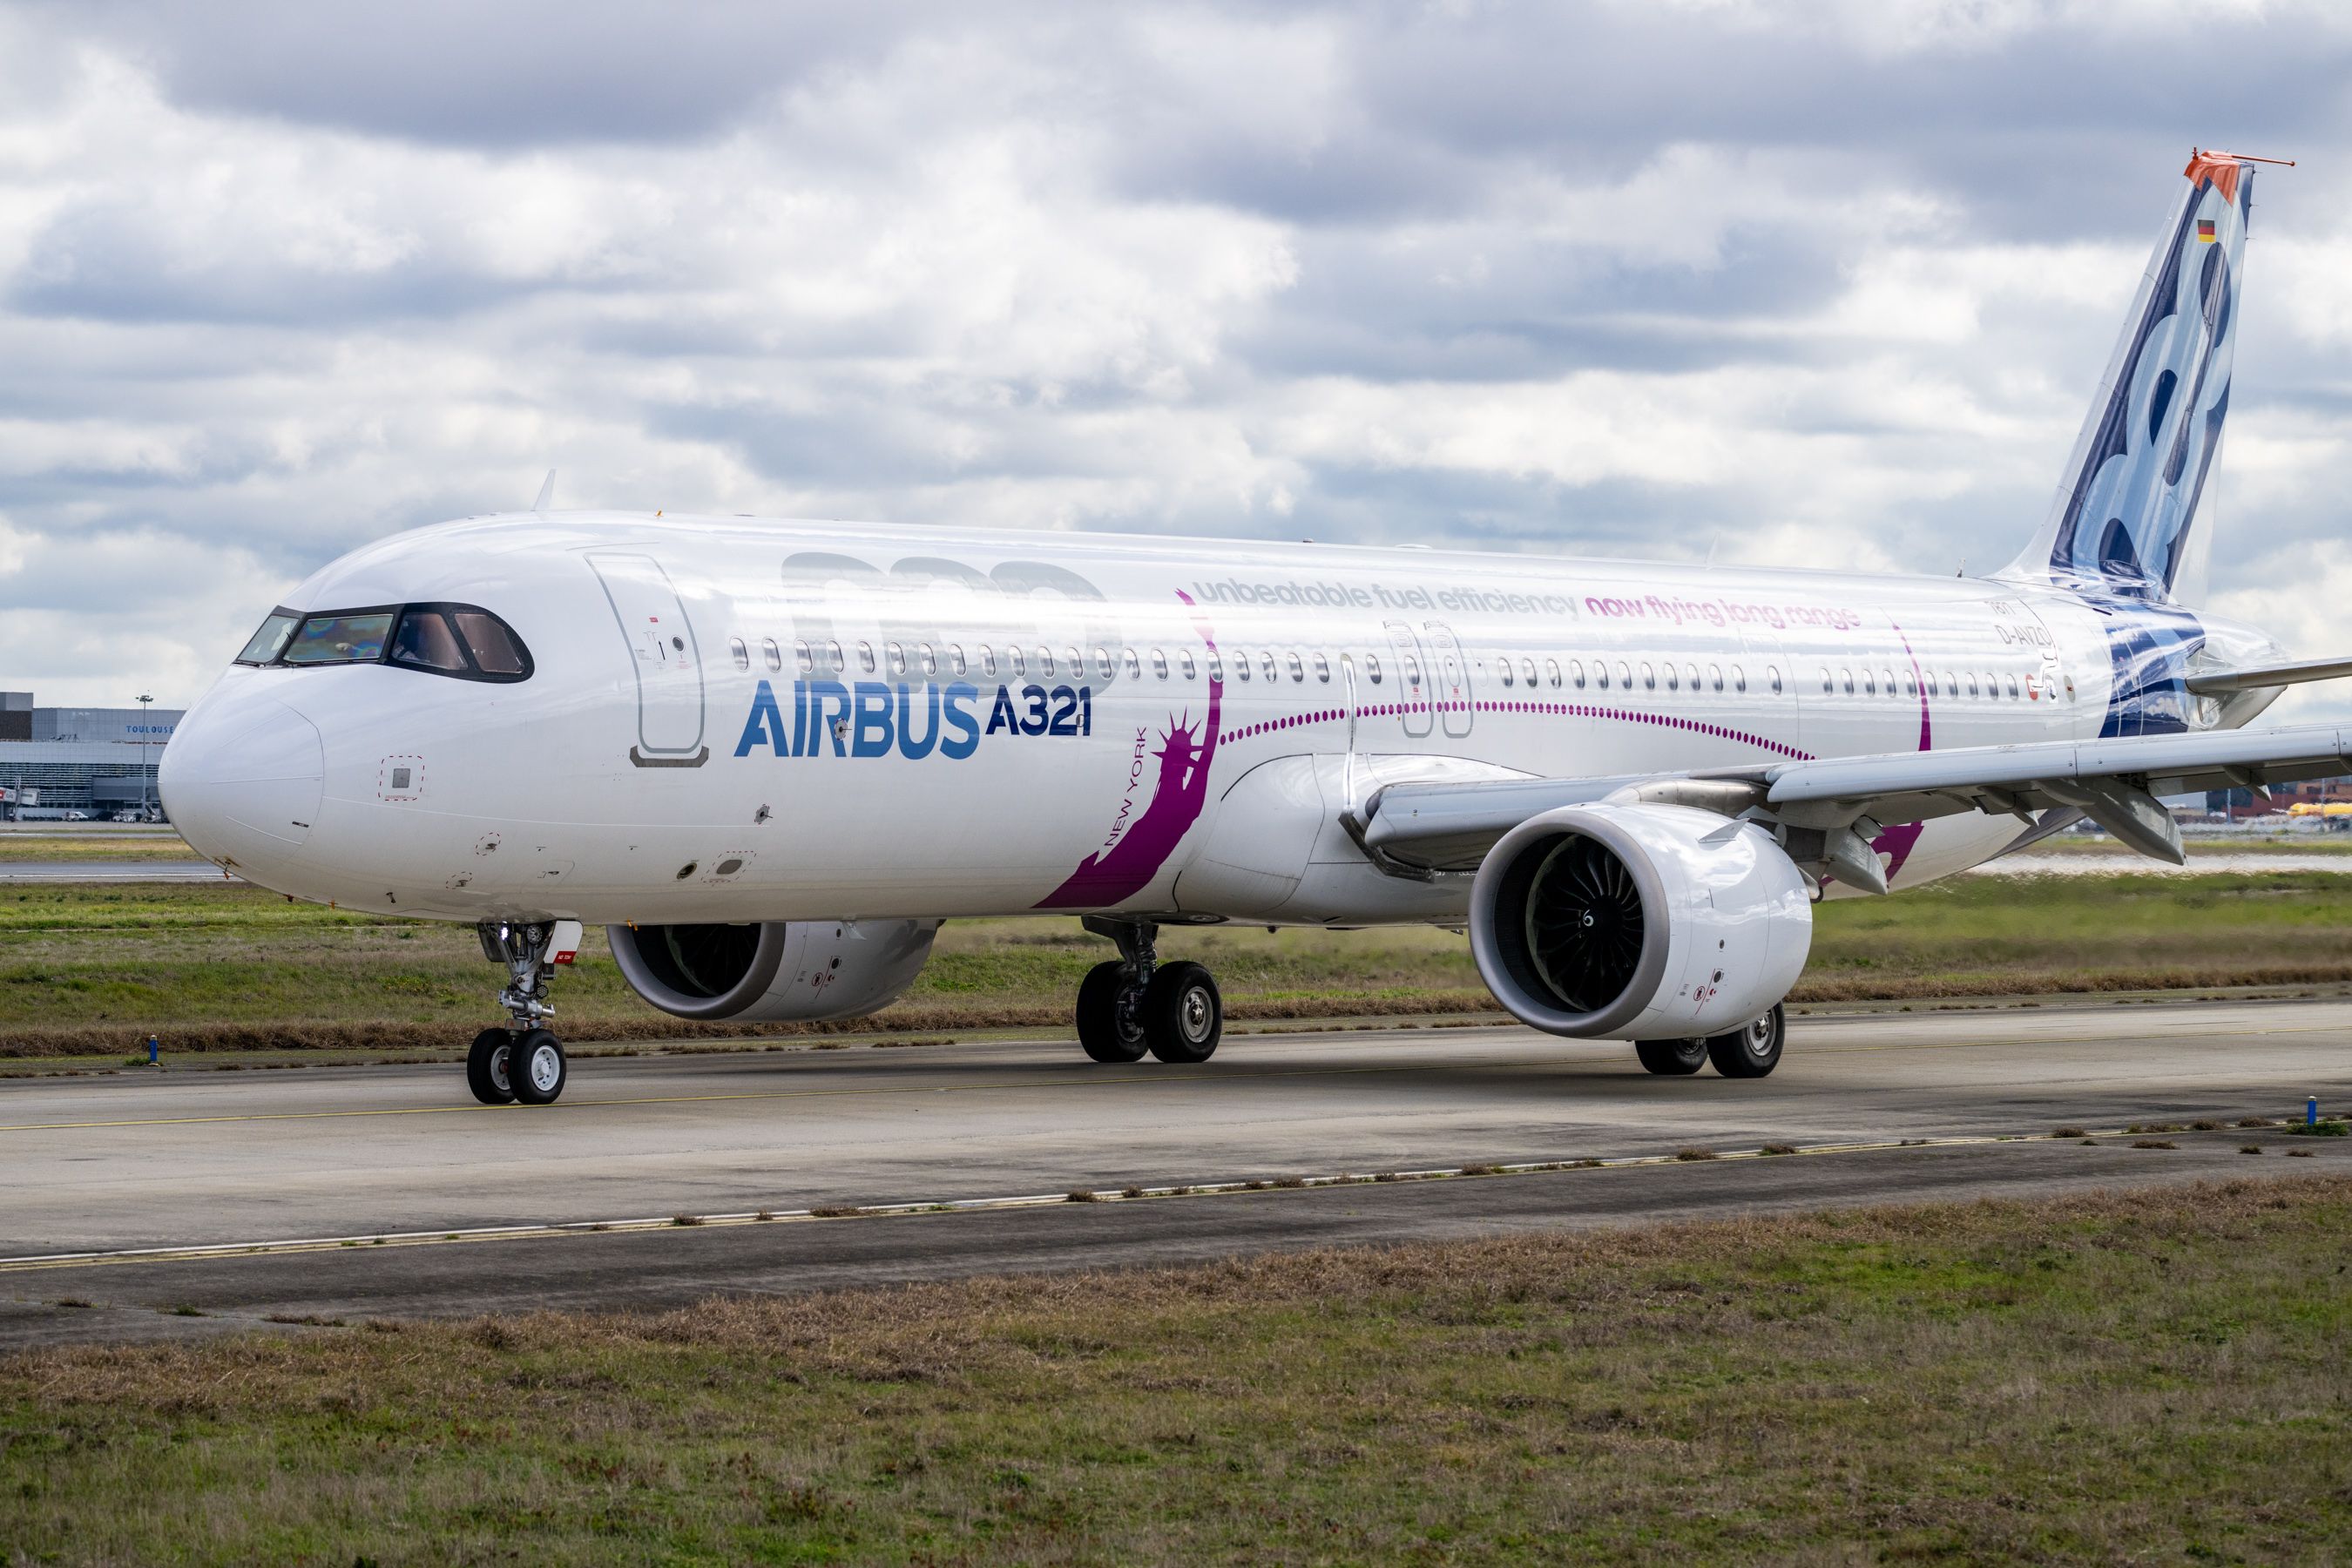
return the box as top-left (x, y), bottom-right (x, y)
top-left (3, 1178), bottom-right (2347, 1563)
top-left (5, 870), bottom-right (2352, 1054)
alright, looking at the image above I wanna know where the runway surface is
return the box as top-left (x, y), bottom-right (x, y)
top-left (3, 998), bottom-right (2346, 1347)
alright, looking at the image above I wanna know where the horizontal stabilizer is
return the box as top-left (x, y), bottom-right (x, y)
top-left (2183, 655), bottom-right (2352, 693)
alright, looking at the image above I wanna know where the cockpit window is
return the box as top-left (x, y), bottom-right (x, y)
top-left (451, 612), bottom-right (527, 675)
top-left (389, 610), bottom-right (469, 672)
top-left (234, 610), bottom-right (302, 666)
top-left (281, 612), bottom-right (395, 666)
top-left (240, 602), bottom-right (533, 683)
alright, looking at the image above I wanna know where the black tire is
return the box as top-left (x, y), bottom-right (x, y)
top-left (1076, 961), bottom-right (1150, 1063)
top-left (467, 1027), bottom-right (516, 1105)
top-left (1142, 961), bottom-right (1221, 1064)
top-left (510, 1028), bottom-right (568, 1105)
top-left (1634, 1037), bottom-right (1708, 1076)
top-left (1706, 1004), bottom-right (1785, 1078)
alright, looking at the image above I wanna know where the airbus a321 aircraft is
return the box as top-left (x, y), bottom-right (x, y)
top-left (163, 151), bottom-right (2352, 1106)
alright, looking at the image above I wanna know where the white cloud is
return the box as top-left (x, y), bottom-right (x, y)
top-left (0, 1), bottom-right (2348, 712)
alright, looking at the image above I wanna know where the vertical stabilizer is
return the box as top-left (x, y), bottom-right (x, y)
top-left (2003, 151), bottom-right (2257, 602)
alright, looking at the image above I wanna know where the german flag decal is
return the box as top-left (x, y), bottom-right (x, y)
top-left (2198, 218), bottom-right (2218, 242)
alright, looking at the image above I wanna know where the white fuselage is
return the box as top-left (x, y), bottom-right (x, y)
top-left (160, 512), bottom-right (2261, 928)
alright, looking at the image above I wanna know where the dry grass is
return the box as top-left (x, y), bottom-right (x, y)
top-left (2, 1179), bottom-right (2348, 1563)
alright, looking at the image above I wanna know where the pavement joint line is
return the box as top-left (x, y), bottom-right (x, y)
top-left (0, 1126), bottom-right (2197, 1276)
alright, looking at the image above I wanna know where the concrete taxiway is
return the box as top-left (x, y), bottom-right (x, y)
top-left (1, 998), bottom-right (2346, 1347)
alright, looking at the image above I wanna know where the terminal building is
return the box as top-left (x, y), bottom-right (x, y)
top-left (0, 693), bottom-right (183, 818)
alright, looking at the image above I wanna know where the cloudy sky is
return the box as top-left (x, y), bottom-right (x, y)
top-left (4, 0), bottom-right (2351, 714)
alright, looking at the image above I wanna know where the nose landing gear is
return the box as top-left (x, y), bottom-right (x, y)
top-left (467, 919), bottom-right (580, 1105)
top-left (1074, 917), bottom-right (1224, 1064)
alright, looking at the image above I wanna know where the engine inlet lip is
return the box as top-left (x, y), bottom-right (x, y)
top-left (1470, 806), bottom-right (1670, 1039)
top-left (606, 922), bottom-right (791, 1020)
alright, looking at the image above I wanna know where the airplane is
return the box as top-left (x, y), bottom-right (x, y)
top-left (161, 150), bottom-right (2352, 1106)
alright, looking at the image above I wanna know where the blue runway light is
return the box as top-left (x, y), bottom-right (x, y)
top-left (2310, 1097), bottom-right (2321, 1127)
top-left (147, 1035), bottom-right (158, 1069)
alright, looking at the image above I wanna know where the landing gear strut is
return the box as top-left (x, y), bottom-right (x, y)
top-left (1075, 917), bottom-right (1223, 1064)
top-left (468, 919), bottom-right (579, 1105)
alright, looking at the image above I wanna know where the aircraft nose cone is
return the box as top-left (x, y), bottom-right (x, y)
top-left (159, 686), bottom-right (325, 863)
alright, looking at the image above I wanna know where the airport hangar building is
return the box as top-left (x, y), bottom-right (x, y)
top-left (0, 693), bottom-right (183, 818)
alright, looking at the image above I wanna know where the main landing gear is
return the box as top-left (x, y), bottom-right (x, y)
top-left (466, 919), bottom-right (579, 1105)
top-left (1635, 1003), bottom-right (1786, 1079)
top-left (1074, 916), bottom-right (1223, 1065)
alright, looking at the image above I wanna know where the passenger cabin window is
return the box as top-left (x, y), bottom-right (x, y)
top-left (1152, 648), bottom-right (1169, 679)
top-left (1405, 655), bottom-right (1423, 685)
top-left (919, 644), bottom-right (937, 677)
top-left (825, 640), bottom-right (845, 672)
top-left (856, 641), bottom-right (876, 673)
top-left (981, 645), bottom-right (998, 676)
top-left (1570, 659), bottom-right (1585, 688)
top-left (1615, 661), bottom-right (1632, 689)
top-left (885, 643), bottom-right (906, 676)
top-left (1037, 647), bottom-right (1055, 678)
top-left (1207, 652), bottom-right (1224, 681)
top-left (1287, 652), bottom-right (1305, 682)
top-left (1233, 650), bottom-right (1252, 680)
top-left (1544, 658), bottom-right (1558, 687)
top-left (1640, 663), bottom-right (1656, 691)
top-left (1010, 647), bottom-right (1027, 678)
top-left (1260, 652), bottom-right (1277, 682)
top-left (1596, 663), bottom-right (1611, 690)
top-left (1707, 664), bottom-right (1722, 691)
top-left (1179, 650), bottom-right (1197, 679)
top-left (950, 645), bottom-right (968, 676)
top-left (761, 638), bottom-right (782, 672)
top-left (1368, 654), bottom-right (1383, 684)
top-left (1122, 648), bottom-right (1140, 679)
top-left (1314, 652), bottom-right (1331, 683)
top-left (1663, 665), bottom-right (1678, 692)
top-left (1499, 660), bottom-right (1515, 688)
top-left (1094, 646), bottom-right (1113, 679)
top-left (727, 637), bottom-right (750, 672)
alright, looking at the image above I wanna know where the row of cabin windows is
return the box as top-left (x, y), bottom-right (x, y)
top-left (717, 636), bottom-right (2055, 706)
top-left (1817, 666), bottom-right (2057, 701)
top-left (722, 636), bottom-right (1404, 687)
top-left (1488, 656), bottom-right (1778, 696)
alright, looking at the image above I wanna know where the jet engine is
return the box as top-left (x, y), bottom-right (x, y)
top-left (1469, 803), bottom-right (1811, 1041)
top-left (607, 919), bottom-right (940, 1023)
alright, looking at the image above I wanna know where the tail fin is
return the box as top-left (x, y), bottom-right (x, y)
top-left (2004, 151), bottom-right (2257, 602)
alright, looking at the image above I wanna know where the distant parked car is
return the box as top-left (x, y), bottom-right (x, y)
top-left (61, 811), bottom-right (90, 821)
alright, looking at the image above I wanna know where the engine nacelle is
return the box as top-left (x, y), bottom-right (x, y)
top-left (606, 919), bottom-right (940, 1023)
top-left (1469, 803), bottom-right (1811, 1041)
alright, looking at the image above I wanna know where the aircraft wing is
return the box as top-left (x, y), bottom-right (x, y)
top-left (2184, 654), bottom-right (2352, 693)
top-left (1359, 722), bottom-right (2352, 883)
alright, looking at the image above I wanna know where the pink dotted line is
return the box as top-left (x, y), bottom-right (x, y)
top-left (1222, 698), bottom-right (1810, 760)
